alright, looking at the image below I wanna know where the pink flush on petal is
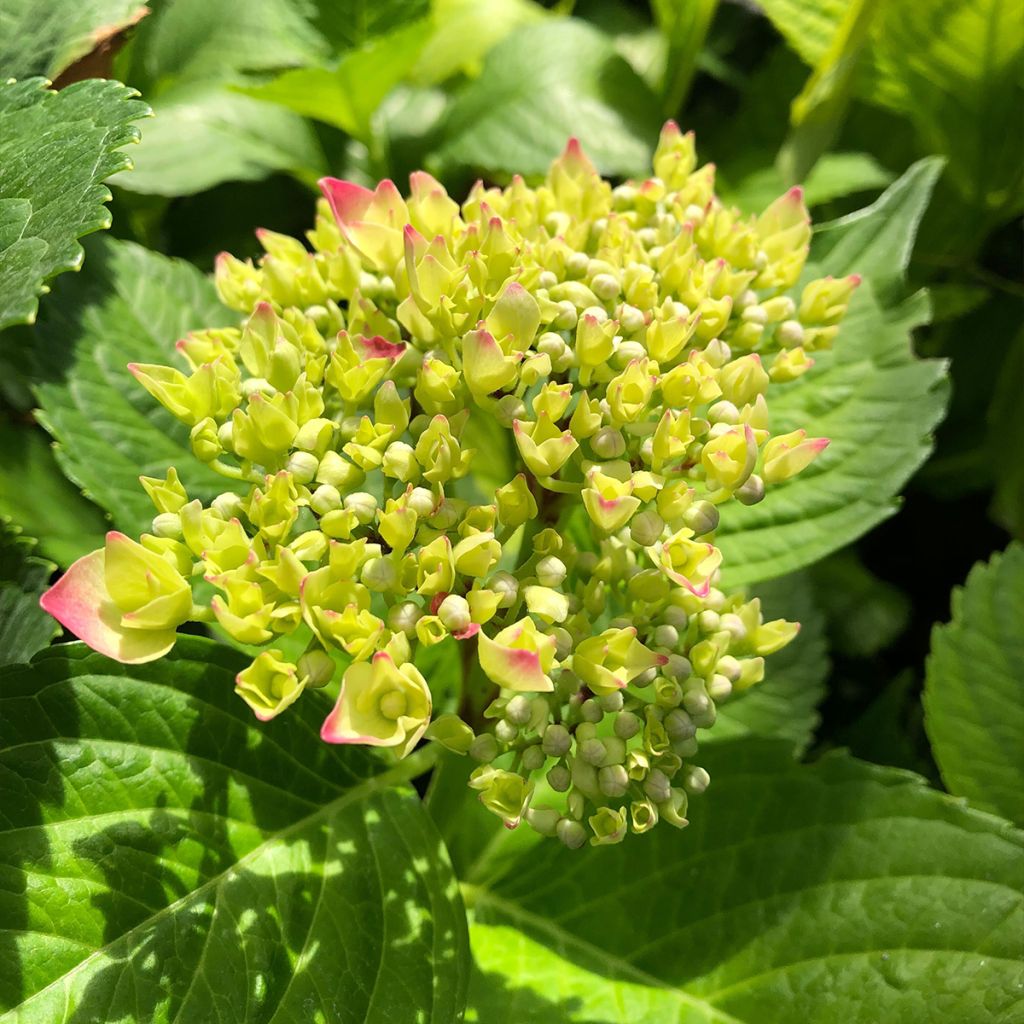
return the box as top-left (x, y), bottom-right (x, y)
top-left (354, 335), bottom-right (406, 360)
top-left (318, 177), bottom-right (374, 225)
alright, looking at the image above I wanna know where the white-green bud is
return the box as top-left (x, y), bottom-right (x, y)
top-left (344, 491), bottom-right (378, 524)
top-left (489, 571), bottom-right (519, 608)
top-left (664, 708), bottom-right (696, 741)
top-left (735, 474), bottom-right (765, 505)
top-left (286, 451), bottom-right (319, 484)
top-left (630, 508), bottom-right (665, 547)
top-left (574, 721), bottom-right (597, 744)
top-left (653, 624), bottom-right (679, 650)
top-left (361, 556), bottom-right (397, 592)
top-left (298, 649), bottom-right (335, 689)
top-left (567, 789), bottom-right (586, 820)
top-left (703, 338), bottom-right (731, 367)
top-left (591, 273), bottom-right (621, 301)
top-left (697, 610), bottom-right (720, 634)
top-left (599, 690), bottom-right (624, 713)
top-left (537, 270), bottom-right (558, 290)
top-left (429, 499), bottom-right (462, 530)
top-left (217, 421), bottom-right (234, 448)
top-left (495, 719), bottom-right (518, 744)
top-left (644, 768), bottom-right (672, 803)
top-left (614, 710), bottom-right (641, 740)
top-left (717, 654), bottom-right (742, 682)
top-left (211, 491), bottom-right (244, 520)
top-left (682, 686), bottom-right (712, 717)
top-left (151, 512), bottom-right (182, 539)
top-left (672, 736), bottom-right (699, 757)
top-left (536, 555), bottom-right (567, 587)
top-left (438, 594), bottom-right (471, 633)
top-left (663, 605), bottom-right (688, 629)
top-left (708, 400), bottom-right (740, 425)
top-left (547, 764), bottom-right (571, 791)
top-left (557, 818), bottom-right (588, 849)
top-left (311, 484), bottom-right (343, 516)
top-left (241, 377), bottom-right (273, 398)
top-left (632, 667), bottom-right (657, 688)
top-left (598, 764), bottom-right (629, 798)
top-left (551, 626), bottom-right (573, 659)
top-left (683, 765), bottom-right (711, 794)
top-left (553, 300), bottom-right (578, 330)
top-left (469, 733), bottom-right (498, 762)
top-left (526, 806), bottom-right (560, 836)
top-left (683, 500), bottom-right (719, 535)
top-left (614, 340), bottom-right (647, 366)
top-left (407, 486), bottom-right (435, 517)
top-left (592, 426), bottom-right (626, 459)
top-left (579, 737), bottom-right (607, 766)
top-left (616, 303), bottom-right (646, 335)
top-left (580, 699), bottom-right (603, 724)
top-left (777, 319), bottom-right (805, 347)
top-left (707, 674), bottom-right (733, 701)
top-left (663, 653), bottom-right (692, 680)
top-left (505, 694), bottom-right (533, 726)
top-left (387, 600), bottom-right (422, 635)
top-left (542, 723), bottom-right (571, 757)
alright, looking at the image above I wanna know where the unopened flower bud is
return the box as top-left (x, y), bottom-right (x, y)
top-left (495, 719), bottom-right (518, 744)
top-left (311, 484), bottom-right (342, 516)
top-left (286, 451), bottom-right (319, 484)
top-left (526, 806), bottom-right (560, 836)
top-left (591, 426), bottom-right (626, 459)
top-left (682, 500), bottom-right (719, 535)
top-left (469, 733), bottom-right (498, 762)
top-left (438, 594), bottom-right (471, 633)
top-left (388, 600), bottom-right (422, 635)
top-left (581, 698), bottom-right (603, 723)
top-left (683, 765), bottom-right (710, 794)
top-left (630, 508), bottom-right (665, 547)
top-left (536, 555), bottom-right (567, 587)
top-left (664, 708), bottom-right (696, 740)
top-left (505, 694), bottom-right (533, 726)
top-left (489, 571), bottom-right (519, 608)
top-left (557, 818), bottom-right (588, 849)
top-left (547, 764), bottom-right (571, 791)
top-left (614, 710), bottom-right (641, 739)
top-left (598, 764), bottom-right (629, 798)
top-left (653, 624), bottom-right (679, 650)
top-left (599, 690), bottom-right (624, 713)
top-left (542, 724), bottom-right (571, 757)
top-left (735, 474), bottom-right (765, 505)
top-left (344, 492), bottom-right (378, 523)
top-left (644, 768), bottom-right (672, 803)
top-left (151, 512), bottom-right (182, 539)
top-left (298, 649), bottom-right (335, 689)
top-left (708, 674), bottom-right (733, 701)
top-left (522, 744), bottom-right (547, 772)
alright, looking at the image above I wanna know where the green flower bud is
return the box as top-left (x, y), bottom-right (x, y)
top-left (387, 600), bottom-right (422, 635)
top-left (735, 473), bottom-right (765, 505)
top-left (557, 818), bottom-right (588, 849)
top-left (683, 765), bottom-right (710, 794)
top-left (542, 723), bottom-right (571, 757)
top-left (495, 719), bottom-right (518, 744)
top-left (682, 500), bottom-right (720, 535)
top-left (547, 763), bottom-right (571, 791)
top-left (580, 698), bottom-right (603, 723)
top-left (598, 764), bottom-right (629, 798)
top-left (644, 767), bottom-right (672, 803)
top-left (311, 484), bottom-right (343, 516)
top-left (469, 733), bottom-right (499, 763)
top-left (426, 713), bottom-right (475, 754)
top-left (286, 451), bottom-right (319, 484)
top-left (591, 426), bottom-right (626, 459)
top-left (614, 710), bottom-right (641, 739)
top-left (438, 594), bottom-right (472, 633)
top-left (151, 512), bottom-right (182, 539)
top-left (664, 708), bottom-right (696, 740)
top-left (298, 649), bottom-right (336, 689)
top-left (521, 744), bottom-right (547, 772)
top-left (598, 690), bottom-right (624, 713)
top-left (525, 806), bottom-right (561, 836)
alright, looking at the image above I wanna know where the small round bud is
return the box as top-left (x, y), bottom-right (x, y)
top-left (217, 421), bottom-right (234, 448)
top-left (211, 491), bottom-right (244, 520)
top-left (698, 610), bottom-right (720, 633)
top-left (707, 674), bottom-right (733, 701)
top-left (662, 605), bottom-right (688, 629)
top-left (541, 724), bottom-right (571, 758)
top-left (630, 508), bottom-right (665, 547)
top-left (653, 624), bottom-right (679, 650)
top-left (683, 765), bottom-right (711, 794)
top-left (663, 653), bottom-right (692, 680)
top-left (298, 649), bottom-right (335, 689)
top-left (469, 733), bottom-right (498, 762)
top-left (598, 690), bottom-right (624, 713)
top-left (644, 768), bottom-right (672, 803)
top-left (735, 474), bottom-right (765, 505)
top-left (536, 555), bottom-right (567, 587)
top-left (495, 719), bottom-right (518, 744)
top-left (311, 484), bottom-right (342, 516)
top-left (550, 626), bottom-right (573, 659)
top-left (556, 818), bottom-right (588, 849)
top-left (525, 806), bottom-right (560, 836)
top-left (614, 710), bottom-right (641, 740)
top-left (598, 764), bottom-right (629, 798)
top-left (777, 319), bottom-right (805, 347)
top-left (591, 426), bottom-right (626, 459)
top-left (505, 695), bottom-right (533, 726)
top-left (344, 492), bottom-right (378, 524)
top-left (591, 273), bottom-right (621, 301)
top-left (388, 601), bottom-right (422, 635)
top-left (616, 303), bottom-right (646, 334)
top-left (553, 300), bottom-right (578, 330)
top-left (286, 451), bottom-right (319, 484)
top-left (361, 556), bottom-right (397, 592)
top-left (489, 571), bottom-right (519, 608)
top-left (567, 789), bottom-right (586, 820)
top-left (664, 708), bottom-right (696, 741)
top-left (151, 512), bottom-right (182, 539)
top-left (683, 501), bottom-right (720, 535)
top-left (632, 667), bottom-right (657, 688)
top-left (579, 738), bottom-right (607, 766)
top-left (717, 654), bottom-right (742, 682)
top-left (580, 699), bottom-right (603, 724)
top-left (494, 394), bottom-right (527, 427)
top-left (547, 764), bottom-right (571, 791)
top-left (438, 594), bottom-right (471, 633)
top-left (537, 270), bottom-right (558, 290)
top-left (521, 744), bottom-right (547, 772)
top-left (428, 499), bottom-right (461, 530)
top-left (575, 721), bottom-right (597, 744)
top-left (406, 486), bottom-right (435, 517)
top-left (615, 340), bottom-right (647, 365)
top-left (682, 687), bottom-right (712, 717)
top-left (708, 400), bottom-right (740, 425)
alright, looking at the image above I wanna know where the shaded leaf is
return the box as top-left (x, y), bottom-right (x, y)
top-left (718, 160), bottom-right (949, 586)
top-left (0, 522), bottom-right (58, 663)
top-left (0, 78), bottom-right (149, 330)
top-left (925, 543), bottom-right (1024, 823)
top-left (0, 423), bottom-right (107, 567)
top-left (465, 740), bottom-right (1023, 1023)
top-left (0, 637), bottom-right (469, 1021)
top-left (32, 236), bottom-right (237, 536)
top-left (434, 18), bottom-right (662, 179)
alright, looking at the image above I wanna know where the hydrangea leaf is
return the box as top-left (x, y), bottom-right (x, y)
top-left (0, 0), bottom-right (146, 79)
top-left (924, 543), bottom-right (1024, 824)
top-left (0, 522), bottom-right (59, 663)
top-left (32, 236), bottom-right (238, 536)
top-left (0, 423), bottom-right (107, 567)
top-left (0, 78), bottom-right (149, 330)
top-left (434, 18), bottom-right (662, 178)
top-left (718, 159), bottom-right (950, 586)
top-left (0, 637), bottom-right (469, 1021)
top-left (464, 740), bottom-right (1024, 1023)
top-left (709, 573), bottom-right (828, 754)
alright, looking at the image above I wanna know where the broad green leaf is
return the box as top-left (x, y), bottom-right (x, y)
top-left (0, 0), bottom-right (146, 79)
top-left (0, 78), bottom-right (149, 330)
top-left (809, 550), bottom-right (910, 657)
top-left (0, 423), bottom-right (107, 567)
top-left (710, 573), bottom-right (827, 753)
top-left (0, 637), bottom-right (469, 1021)
top-left (241, 20), bottom-right (428, 143)
top-left (720, 151), bottom-right (893, 215)
top-left (989, 330), bottom-right (1024, 538)
top-left (0, 522), bottom-right (58, 663)
top-left (924, 543), bottom-right (1024, 824)
top-left (434, 18), bottom-right (662, 179)
top-left (718, 160), bottom-right (949, 586)
top-left (464, 740), bottom-right (1024, 1023)
top-left (32, 236), bottom-right (237, 536)
top-left (108, 84), bottom-right (324, 197)
top-left (411, 0), bottom-right (546, 86)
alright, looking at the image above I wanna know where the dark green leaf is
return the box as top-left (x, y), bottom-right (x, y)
top-left (925, 543), bottom-right (1024, 823)
top-left (465, 740), bottom-right (1023, 1023)
top-left (0, 522), bottom-right (58, 663)
top-left (32, 236), bottom-right (238, 536)
top-left (0, 423), bottom-right (107, 567)
top-left (718, 160), bottom-right (949, 585)
top-left (0, 78), bottom-right (149, 330)
top-left (0, 637), bottom-right (469, 1020)
top-left (434, 18), bottom-right (662, 179)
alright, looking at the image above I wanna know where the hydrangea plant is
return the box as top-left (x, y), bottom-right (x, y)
top-left (41, 124), bottom-right (858, 847)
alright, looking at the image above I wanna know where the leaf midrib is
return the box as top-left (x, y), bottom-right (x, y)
top-left (2, 745), bottom-right (437, 1020)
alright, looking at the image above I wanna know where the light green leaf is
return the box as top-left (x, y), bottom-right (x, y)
top-left (109, 84), bottom-right (324, 197)
top-left (721, 152), bottom-right (893, 215)
top-left (710, 573), bottom-right (828, 754)
top-left (0, 423), bottom-right (107, 567)
top-left (241, 20), bottom-right (428, 143)
top-left (0, 637), bottom-right (469, 1021)
top-left (0, 78), bottom-right (149, 330)
top-left (434, 18), bottom-right (662, 179)
top-left (0, 522), bottom-right (58, 663)
top-left (924, 543), bottom-right (1024, 824)
top-left (464, 740), bottom-right (1024, 1023)
top-left (718, 160), bottom-right (949, 586)
top-left (650, 0), bottom-right (719, 116)
top-left (32, 235), bottom-right (238, 536)
top-left (0, 0), bottom-right (146, 79)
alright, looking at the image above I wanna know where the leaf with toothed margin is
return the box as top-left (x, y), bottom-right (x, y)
top-left (717, 159), bottom-right (950, 587)
top-left (925, 542), bottom-right (1024, 825)
top-left (0, 78), bottom-right (150, 331)
top-left (462, 739), bottom-right (1024, 1024)
top-left (0, 521), bottom-right (59, 663)
top-left (31, 235), bottom-right (238, 537)
top-left (0, 636), bottom-right (469, 1022)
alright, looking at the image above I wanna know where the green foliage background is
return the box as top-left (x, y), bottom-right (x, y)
top-left (0, 0), bottom-right (1021, 1020)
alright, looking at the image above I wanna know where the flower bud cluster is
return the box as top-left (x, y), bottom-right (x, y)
top-left (43, 124), bottom-right (856, 846)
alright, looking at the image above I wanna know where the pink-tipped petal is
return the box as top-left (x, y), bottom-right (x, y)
top-left (354, 335), bottom-right (406, 360)
top-left (39, 549), bottom-right (176, 664)
top-left (319, 177), bottom-right (374, 225)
